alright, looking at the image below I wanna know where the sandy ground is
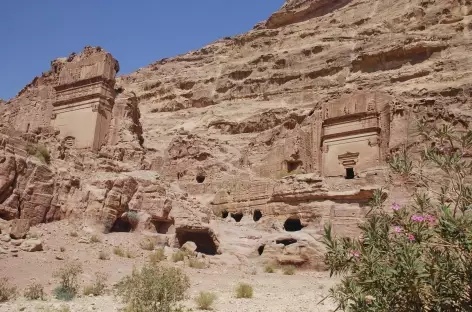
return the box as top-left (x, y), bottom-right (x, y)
top-left (0, 221), bottom-right (338, 312)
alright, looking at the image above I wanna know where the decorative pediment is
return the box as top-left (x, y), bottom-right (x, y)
top-left (338, 152), bottom-right (359, 167)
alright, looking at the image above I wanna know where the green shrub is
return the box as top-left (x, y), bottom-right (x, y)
top-left (53, 262), bottom-right (83, 301)
top-left (140, 238), bottom-right (155, 251)
top-left (235, 283), bottom-right (253, 299)
top-left (26, 144), bottom-right (51, 164)
top-left (98, 250), bottom-right (110, 260)
top-left (323, 124), bottom-right (472, 311)
top-left (115, 264), bottom-right (190, 312)
top-left (149, 248), bottom-right (166, 264)
top-left (83, 273), bottom-right (107, 296)
top-left (172, 250), bottom-right (189, 262)
top-left (114, 246), bottom-right (125, 257)
top-left (195, 291), bottom-right (217, 310)
top-left (264, 263), bottom-right (276, 273)
top-left (188, 258), bottom-right (207, 269)
top-left (24, 281), bottom-right (45, 300)
top-left (125, 211), bottom-right (139, 229)
top-left (90, 235), bottom-right (101, 244)
top-left (282, 265), bottom-right (296, 275)
top-left (0, 278), bottom-right (17, 302)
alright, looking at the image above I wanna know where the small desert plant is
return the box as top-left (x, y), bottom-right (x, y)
top-left (149, 248), bottom-right (166, 264)
top-left (113, 246), bottom-right (125, 257)
top-left (195, 291), bottom-right (217, 310)
top-left (83, 273), bottom-right (108, 296)
top-left (42, 305), bottom-right (71, 312)
top-left (188, 258), bottom-right (207, 269)
top-left (235, 283), bottom-right (253, 299)
top-left (282, 265), bottom-right (296, 275)
top-left (0, 278), bottom-right (17, 302)
top-left (53, 262), bottom-right (83, 301)
top-left (89, 235), bottom-right (101, 243)
top-left (264, 263), bottom-right (276, 273)
top-left (24, 281), bottom-right (45, 300)
top-left (98, 250), bottom-right (110, 260)
top-left (172, 250), bottom-right (190, 263)
top-left (126, 249), bottom-right (136, 259)
top-left (115, 264), bottom-right (190, 312)
top-left (60, 246), bottom-right (66, 252)
top-left (26, 144), bottom-right (51, 164)
top-left (140, 238), bottom-right (155, 251)
top-left (69, 231), bottom-right (78, 237)
top-left (124, 210), bottom-right (139, 230)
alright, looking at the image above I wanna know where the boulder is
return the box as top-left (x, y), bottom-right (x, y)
top-left (0, 233), bottom-right (11, 243)
top-left (181, 241), bottom-right (197, 253)
top-left (9, 219), bottom-right (30, 239)
top-left (20, 239), bottom-right (43, 252)
top-left (10, 239), bottom-right (24, 246)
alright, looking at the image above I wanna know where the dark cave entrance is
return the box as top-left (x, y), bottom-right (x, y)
top-left (196, 173), bottom-right (206, 183)
top-left (221, 210), bottom-right (229, 219)
top-left (345, 168), bottom-right (355, 179)
top-left (253, 210), bottom-right (262, 222)
top-left (286, 160), bottom-right (303, 173)
top-left (151, 219), bottom-right (174, 234)
top-left (176, 228), bottom-right (217, 255)
top-left (276, 238), bottom-right (297, 246)
top-left (231, 212), bottom-right (243, 222)
top-left (283, 218), bottom-right (304, 232)
top-left (110, 217), bottom-right (132, 233)
top-left (258, 245), bottom-right (265, 256)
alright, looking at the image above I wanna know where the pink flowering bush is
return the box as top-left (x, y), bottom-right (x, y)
top-left (323, 124), bottom-right (472, 311)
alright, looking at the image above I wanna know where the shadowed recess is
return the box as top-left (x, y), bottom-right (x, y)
top-left (176, 228), bottom-right (217, 255)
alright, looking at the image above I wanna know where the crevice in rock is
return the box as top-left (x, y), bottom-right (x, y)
top-left (176, 228), bottom-right (217, 255)
top-left (258, 245), bottom-right (265, 256)
top-left (221, 209), bottom-right (229, 219)
top-left (231, 212), bottom-right (243, 222)
top-left (276, 238), bottom-right (297, 246)
top-left (253, 209), bottom-right (262, 222)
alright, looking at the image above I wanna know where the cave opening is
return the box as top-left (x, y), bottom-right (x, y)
top-left (286, 160), bottom-right (303, 173)
top-left (110, 217), bottom-right (132, 233)
top-left (283, 218), bottom-right (304, 232)
top-left (221, 210), bottom-right (229, 219)
top-left (258, 245), bottom-right (265, 256)
top-left (253, 210), bottom-right (262, 222)
top-left (196, 173), bottom-right (206, 183)
top-left (176, 228), bottom-right (217, 255)
top-left (346, 168), bottom-right (355, 179)
top-left (151, 220), bottom-right (174, 234)
top-left (231, 212), bottom-right (243, 222)
top-left (276, 238), bottom-right (297, 246)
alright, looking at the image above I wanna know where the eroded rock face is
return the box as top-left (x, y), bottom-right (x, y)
top-left (1, 0), bottom-right (472, 269)
top-left (266, 0), bottom-right (354, 28)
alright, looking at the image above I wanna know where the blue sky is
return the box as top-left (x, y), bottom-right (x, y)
top-left (0, 0), bottom-right (285, 100)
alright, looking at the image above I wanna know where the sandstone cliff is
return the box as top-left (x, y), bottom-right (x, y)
top-left (1, 0), bottom-right (471, 268)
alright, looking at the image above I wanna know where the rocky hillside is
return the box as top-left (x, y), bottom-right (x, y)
top-left (117, 0), bottom-right (472, 168)
top-left (1, 0), bottom-right (472, 271)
